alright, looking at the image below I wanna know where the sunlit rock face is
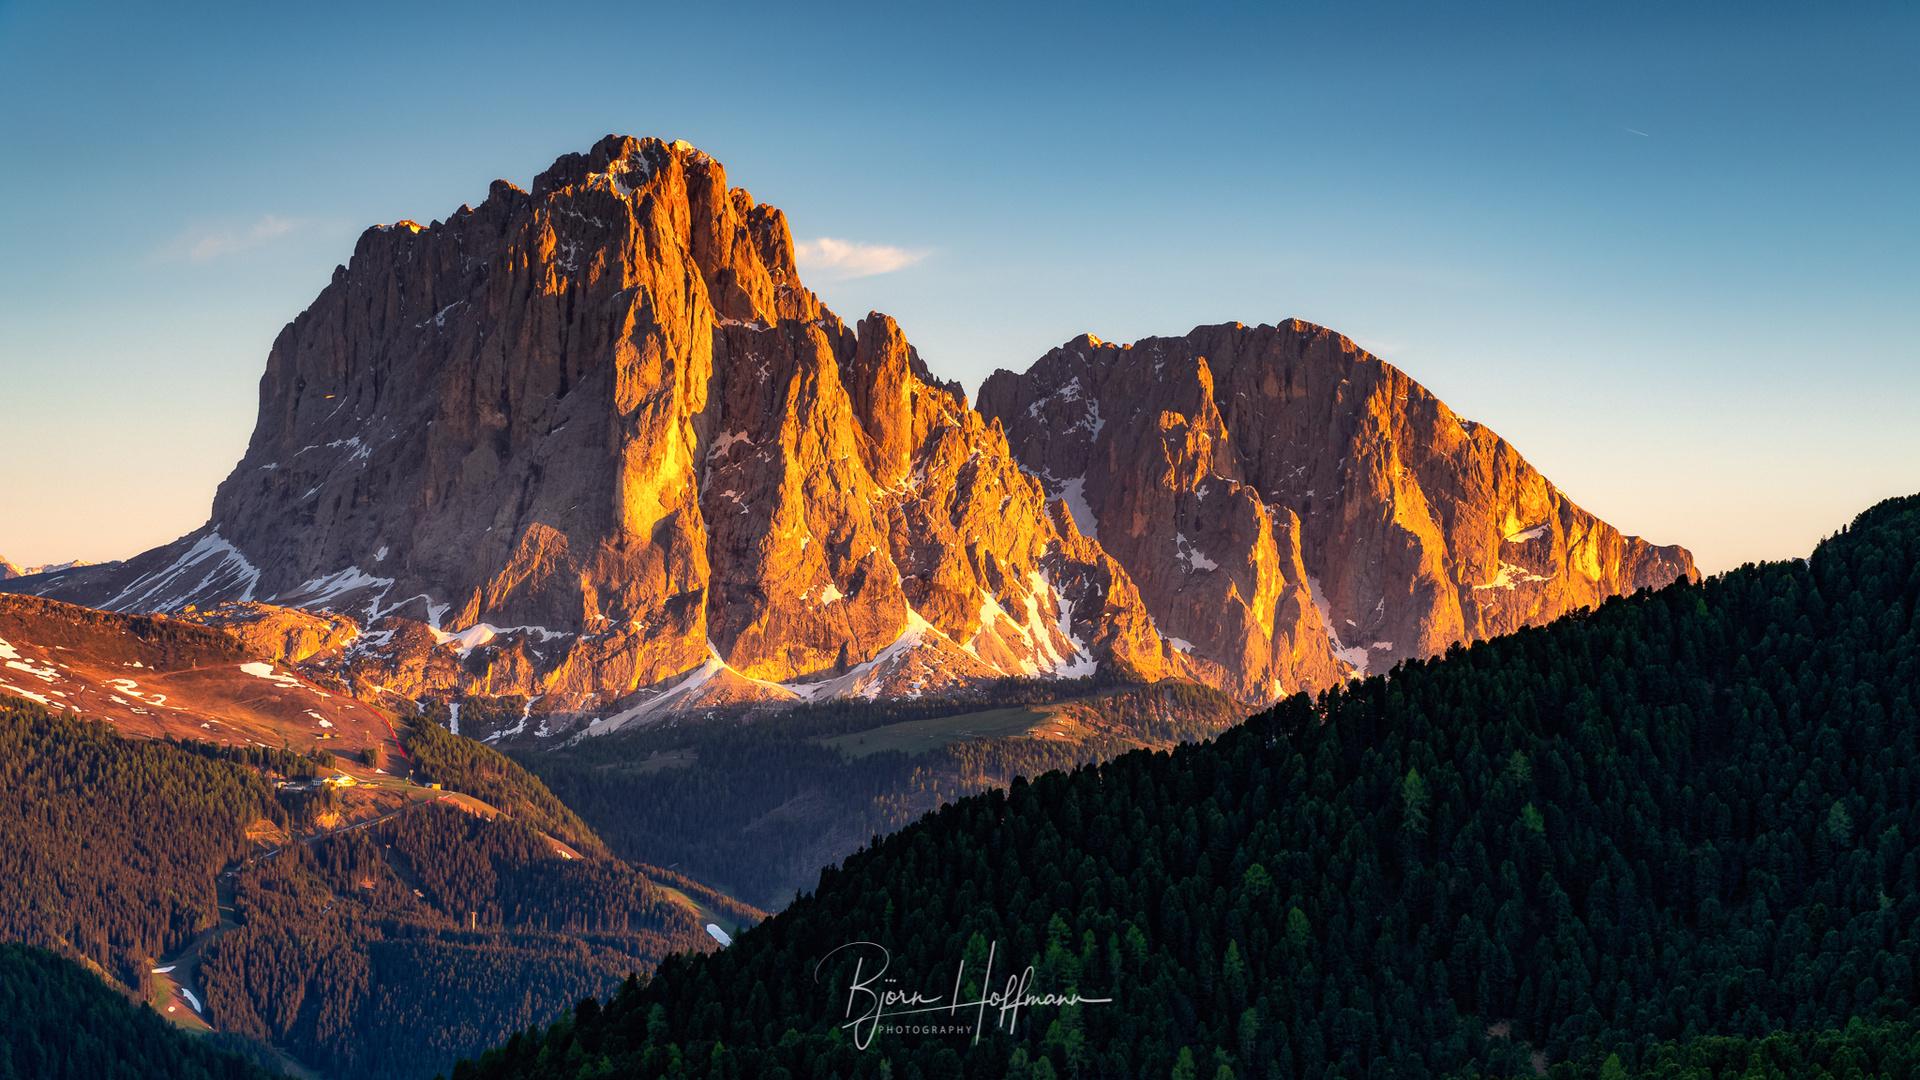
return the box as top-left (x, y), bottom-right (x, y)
top-left (11, 137), bottom-right (1169, 714)
top-left (977, 321), bottom-right (1697, 685)
top-left (5, 138), bottom-right (1691, 721)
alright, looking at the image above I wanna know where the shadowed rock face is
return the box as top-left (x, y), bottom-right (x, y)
top-left (976, 322), bottom-right (1697, 684)
top-left (5, 139), bottom-right (1692, 719)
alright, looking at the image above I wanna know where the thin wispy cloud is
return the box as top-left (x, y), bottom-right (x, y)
top-left (793, 237), bottom-right (928, 280)
top-left (159, 215), bottom-right (303, 262)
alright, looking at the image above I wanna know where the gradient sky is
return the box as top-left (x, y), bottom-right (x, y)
top-left (1, 0), bottom-right (1914, 574)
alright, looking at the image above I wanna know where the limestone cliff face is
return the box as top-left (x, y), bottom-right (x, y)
top-left (6, 140), bottom-right (1692, 723)
top-left (976, 322), bottom-right (1697, 682)
top-left (14, 136), bottom-right (1171, 718)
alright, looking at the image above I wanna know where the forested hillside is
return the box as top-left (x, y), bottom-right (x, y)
top-left (0, 701), bottom-right (279, 987)
top-left (0, 693), bottom-right (739, 1080)
top-left (407, 709), bottom-right (610, 857)
top-left (0, 943), bottom-right (278, 1080)
top-left (198, 803), bottom-right (710, 1077)
top-left (448, 493), bottom-right (1920, 1080)
top-left (514, 680), bottom-right (1246, 908)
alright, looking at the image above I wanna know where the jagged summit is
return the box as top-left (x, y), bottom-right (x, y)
top-left (2, 137), bottom-right (1693, 733)
top-left (979, 319), bottom-right (1696, 685)
top-left (1, 557), bottom-right (105, 581)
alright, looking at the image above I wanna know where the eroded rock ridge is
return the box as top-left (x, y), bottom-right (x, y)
top-left (5, 137), bottom-right (1693, 726)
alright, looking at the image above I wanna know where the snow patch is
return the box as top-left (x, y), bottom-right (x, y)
top-left (587, 652), bottom-right (730, 734)
top-left (965, 589), bottom-right (1040, 677)
top-left (587, 156), bottom-right (651, 198)
top-left (1174, 532), bottom-right (1220, 573)
top-left (105, 531), bottom-right (261, 613)
top-left (804, 613), bottom-right (937, 700)
top-left (708, 430), bottom-right (754, 460)
top-left (1069, 399), bottom-right (1105, 442)
top-left (240, 662), bottom-right (306, 691)
top-left (430, 623), bottom-right (572, 658)
top-left (1505, 525), bottom-right (1549, 543)
top-left (285, 566), bottom-right (395, 614)
top-left (1307, 576), bottom-right (1373, 674)
top-left (108, 679), bottom-right (165, 706)
top-left (447, 702), bottom-right (460, 736)
top-left (1473, 563), bottom-right (1553, 590)
top-left (486, 695), bottom-right (542, 743)
top-left (1058, 476), bottom-right (1099, 540)
top-left (1015, 570), bottom-right (1094, 677)
top-left (0, 683), bottom-right (51, 705)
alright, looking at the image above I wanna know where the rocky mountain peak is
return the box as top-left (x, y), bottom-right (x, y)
top-left (979, 319), bottom-right (1697, 683)
top-left (3, 138), bottom-right (1694, 734)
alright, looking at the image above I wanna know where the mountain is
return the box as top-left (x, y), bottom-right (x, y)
top-left (444, 492), bottom-right (1920, 1080)
top-left (978, 324), bottom-right (1696, 693)
top-left (1, 135), bottom-right (1691, 728)
top-left (0, 557), bottom-right (103, 580)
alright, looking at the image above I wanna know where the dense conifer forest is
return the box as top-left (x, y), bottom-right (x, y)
top-left (406, 711), bottom-right (611, 857)
top-left (0, 701), bottom-right (278, 987)
top-left (0, 692), bottom-right (735, 1079)
top-left (512, 681), bottom-right (1247, 907)
top-left (446, 493), bottom-right (1920, 1080)
top-left (198, 803), bottom-right (714, 1077)
top-left (0, 943), bottom-right (278, 1080)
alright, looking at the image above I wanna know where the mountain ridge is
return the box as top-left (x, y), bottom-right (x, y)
top-left (2, 135), bottom-right (1693, 730)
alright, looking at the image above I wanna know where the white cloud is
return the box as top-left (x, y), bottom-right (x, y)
top-left (793, 237), bottom-right (928, 280)
top-left (160, 215), bottom-right (303, 262)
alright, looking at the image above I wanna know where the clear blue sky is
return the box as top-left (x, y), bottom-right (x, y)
top-left (1, 0), bottom-right (1913, 574)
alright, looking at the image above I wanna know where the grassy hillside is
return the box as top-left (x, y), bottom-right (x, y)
top-left (447, 493), bottom-right (1919, 1080)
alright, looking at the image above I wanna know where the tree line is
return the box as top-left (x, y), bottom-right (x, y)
top-left (515, 680), bottom-right (1246, 908)
top-left (443, 492), bottom-right (1920, 1080)
top-left (199, 802), bottom-right (717, 1078)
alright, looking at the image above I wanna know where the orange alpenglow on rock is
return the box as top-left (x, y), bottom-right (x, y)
top-left (1, 136), bottom-right (1694, 735)
top-left (977, 324), bottom-right (1696, 698)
